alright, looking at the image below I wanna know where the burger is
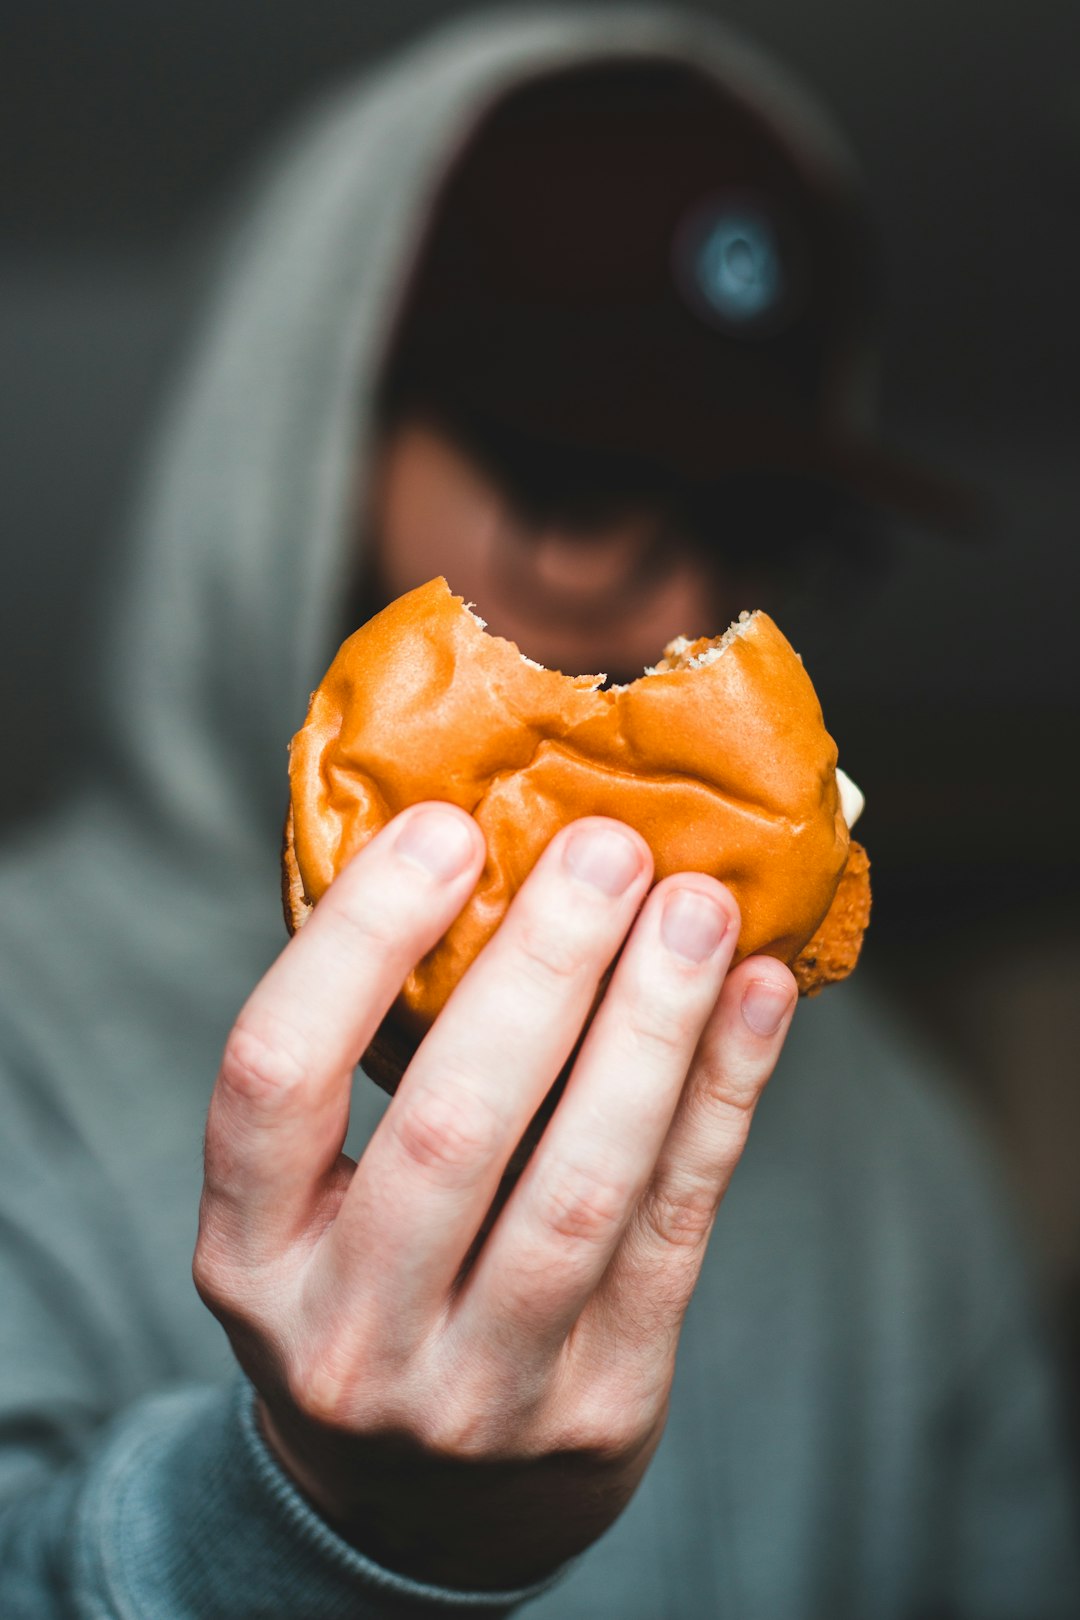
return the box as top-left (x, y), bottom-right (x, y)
top-left (283, 576), bottom-right (870, 1092)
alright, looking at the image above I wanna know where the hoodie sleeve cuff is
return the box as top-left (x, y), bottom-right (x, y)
top-left (78, 1379), bottom-right (567, 1618)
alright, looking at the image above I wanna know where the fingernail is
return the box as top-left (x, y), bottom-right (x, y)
top-left (661, 890), bottom-right (730, 963)
top-left (564, 826), bottom-right (642, 896)
top-left (395, 808), bottom-right (476, 881)
top-left (741, 980), bottom-right (795, 1037)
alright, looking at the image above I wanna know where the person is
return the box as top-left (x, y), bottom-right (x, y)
top-left (0, 9), bottom-right (1076, 1617)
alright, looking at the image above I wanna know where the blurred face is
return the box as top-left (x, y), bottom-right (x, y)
top-left (368, 422), bottom-right (731, 683)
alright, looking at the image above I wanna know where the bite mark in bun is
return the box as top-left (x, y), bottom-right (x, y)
top-left (284, 577), bottom-right (870, 1091)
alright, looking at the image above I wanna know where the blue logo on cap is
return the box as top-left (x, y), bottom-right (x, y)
top-left (675, 197), bottom-right (793, 335)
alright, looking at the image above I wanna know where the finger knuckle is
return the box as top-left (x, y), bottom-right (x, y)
top-left (693, 1055), bottom-right (763, 1122)
top-left (414, 1398), bottom-right (502, 1461)
top-left (286, 1339), bottom-right (363, 1432)
top-left (321, 888), bottom-right (406, 963)
top-left (640, 1177), bottom-right (718, 1250)
top-left (535, 1159), bottom-right (629, 1249)
top-left (219, 1021), bottom-right (307, 1111)
top-left (623, 999), bottom-right (692, 1062)
top-left (191, 1201), bottom-right (246, 1305)
top-left (191, 1239), bottom-right (264, 1336)
top-left (294, 1367), bottom-right (351, 1432)
top-left (191, 1239), bottom-right (230, 1312)
top-left (561, 1387), bottom-right (649, 1462)
top-left (513, 915), bottom-right (591, 990)
top-left (391, 1075), bottom-right (506, 1182)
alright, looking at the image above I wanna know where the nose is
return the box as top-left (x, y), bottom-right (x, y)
top-left (524, 526), bottom-right (656, 600)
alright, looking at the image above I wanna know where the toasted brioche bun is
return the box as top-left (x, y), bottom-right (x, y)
top-left (284, 577), bottom-right (870, 1092)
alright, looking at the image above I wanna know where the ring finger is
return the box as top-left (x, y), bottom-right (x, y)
top-left (451, 874), bottom-right (741, 1367)
top-left (600, 954), bottom-right (796, 1350)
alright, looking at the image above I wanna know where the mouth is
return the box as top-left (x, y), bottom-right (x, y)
top-left (486, 513), bottom-right (677, 632)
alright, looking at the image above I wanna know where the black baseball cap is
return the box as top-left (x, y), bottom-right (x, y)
top-left (380, 56), bottom-right (975, 533)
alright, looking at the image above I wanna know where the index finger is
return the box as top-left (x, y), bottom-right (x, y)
top-left (201, 803), bottom-right (485, 1263)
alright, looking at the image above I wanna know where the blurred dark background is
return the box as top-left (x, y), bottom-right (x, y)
top-left (2, 0), bottom-right (1078, 1367)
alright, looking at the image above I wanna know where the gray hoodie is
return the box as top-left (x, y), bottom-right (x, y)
top-left (0, 8), bottom-right (1076, 1617)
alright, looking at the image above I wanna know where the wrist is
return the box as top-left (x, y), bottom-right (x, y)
top-left (255, 1395), bottom-right (347, 1527)
top-left (254, 1394), bottom-right (585, 1592)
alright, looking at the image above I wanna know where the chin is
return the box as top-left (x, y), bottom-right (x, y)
top-left (488, 591), bottom-right (722, 683)
top-left (482, 619), bottom-right (635, 682)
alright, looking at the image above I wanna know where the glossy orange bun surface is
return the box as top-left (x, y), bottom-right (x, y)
top-left (288, 578), bottom-right (851, 1036)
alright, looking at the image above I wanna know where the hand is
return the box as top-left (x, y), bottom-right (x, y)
top-left (194, 803), bottom-right (796, 1590)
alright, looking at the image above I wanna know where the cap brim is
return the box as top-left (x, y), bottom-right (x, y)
top-left (799, 436), bottom-right (986, 537)
top-left (589, 405), bottom-right (986, 536)
top-left (560, 409), bottom-right (986, 537)
top-left (545, 399), bottom-right (987, 537)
